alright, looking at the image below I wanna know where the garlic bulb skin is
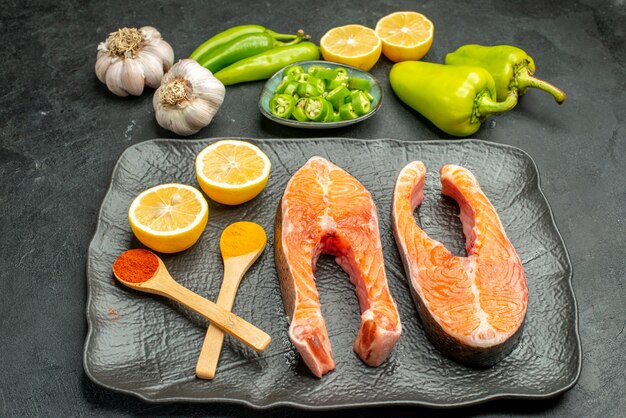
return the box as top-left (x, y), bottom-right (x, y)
top-left (153, 59), bottom-right (225, 136)
top-left (95, 26), bottom-right (174, 96)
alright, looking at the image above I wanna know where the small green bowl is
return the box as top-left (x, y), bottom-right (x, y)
top-left (259, 60), bottom-right (383, 129)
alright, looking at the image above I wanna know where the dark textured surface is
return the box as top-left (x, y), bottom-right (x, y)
top-left (1, 0), bottom-right (624, 416)
top-left (85, 139), bottom-right (579, 408)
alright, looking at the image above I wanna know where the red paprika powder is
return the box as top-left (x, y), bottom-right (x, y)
top-left (112, 249), bottom-right (159, 283)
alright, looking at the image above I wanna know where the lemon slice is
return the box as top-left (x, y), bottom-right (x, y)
top-left (195, 139), bottom-right (271, 205)
top-left (375, 11), bottom-right (434, 62)
top-left (320, 24), bottom-right (382, 71)
top-left (128, 183), bottom-right (209, 253)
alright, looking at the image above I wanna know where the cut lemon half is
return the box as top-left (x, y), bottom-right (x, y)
top-left (195, 139), bottom-right (271, 205)
top-left (128, 183), bottom-right (209, 253)
top-left (320, 24), bottom-right (382, 71)
top-left (375, 11), bottom-right (434, 62)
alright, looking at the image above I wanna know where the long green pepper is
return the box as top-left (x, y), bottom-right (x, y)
top-left (214, 42), bottom-right (320, 85)
top-left (189, 25), bottom-right (300, 60)
top-left (389, 61), bottom-right (518, 137)
top-left (445, 44), bottom-right (566, 104)
top-left (196, 30), bottom-right (308, 73)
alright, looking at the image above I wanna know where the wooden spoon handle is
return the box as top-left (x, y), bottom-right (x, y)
top-left (165, 280), bottom-right (271, 352)
top-left (196, 267), bottom-right (242, 379)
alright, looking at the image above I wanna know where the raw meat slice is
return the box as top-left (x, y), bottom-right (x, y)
top-left (275, 157), bottom-right (402, 377)
top-left (392, 162), bottom-right (528, 366)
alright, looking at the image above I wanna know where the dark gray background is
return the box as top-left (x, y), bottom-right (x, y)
top-left (1, 0), bottom-right (624, 416)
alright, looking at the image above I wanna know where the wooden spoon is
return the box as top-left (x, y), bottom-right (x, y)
top-left (112, 250), bottom-right (271, 353)
top-left (196, 221), bottom-right (267, 380)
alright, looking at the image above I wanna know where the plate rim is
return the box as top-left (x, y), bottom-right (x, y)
top-left (83, 137), bottom-right (582, 410)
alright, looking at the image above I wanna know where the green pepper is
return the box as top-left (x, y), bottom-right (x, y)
top-left (197, 30), bottom-right (307, 73)
top-left (327, 70), bottom-right (349, 90)
top-left (296, 82), bottom-right (322, 98)
top-left (284, 65), bottom-right (305, 79)
top-left (292, 98), bottom-right (309, 121)
top-left (310, 67), bottom-right (338, 80)
top-left (215, 42), bottom-right (321, 85)
top-left (338, 103), bottom-right (358, 120)
top-left (445, 44), bottom-right (566, 104)
top-left (190, 25), bottom-right (302, 61)
top-left (348, 77), bottom-right (371, 92)
top-left (326, 86), bottom-right (350, 109)
top-left (389, 61), bottom-right (518, 137)
top-left (282, 81), bottom-right (299, 96)
top-left (305, 97), bottom-right (333, 122)
top-left (270, 94), bottom-right (295, 118)
top-left (350, 91), bottom-right (371, 116)
top-left (306, 76), bottom-right (325, 93)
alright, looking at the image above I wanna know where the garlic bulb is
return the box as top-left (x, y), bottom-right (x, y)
top-left (96, 26), bottom-right (174, 96)
top-left (153, 59), bottom-right (225, 136)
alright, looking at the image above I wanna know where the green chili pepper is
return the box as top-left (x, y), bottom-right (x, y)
top-left (311, 67), bottom-right (338, 80)
top-left (282, 81), bottom-right (299, 96)
top-left (327, 72), bottom-right (349, 90)
top-left (270, 94), bottom-right (295, 118)
top-left (389, 61), bottom-right (518, 137)
top-left (296, 82), bottom-right (322, 98)
top-left (350, 91), bottom-right (371, 116)
top-left (215, 42), bottom-right (321, 85)
top-left (306, 76), bottom-right (325, 93)
top-left (445, 44), bottom-right (566, 104)
top-left (326, 86), bottom-right (350, 109)
top-left (197, 30), bottom-right (307, 73)
top-left (338, 103), bottom-right (358, 120)
top-left (189, 25), bottom-right (302, 60)
top-left (348, 77), bottom-right (371, 92)
top-left (305, 97), bottom-right (333, 122)
top-left (292, 98), bottom-right (309, 121)
top-left (284, 65), bottom-right (305, 79)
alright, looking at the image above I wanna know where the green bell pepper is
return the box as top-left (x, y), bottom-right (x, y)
top-left (389, 61), bottom-right (518, 137)
top-left (445, 44), bottom-right (566, 104)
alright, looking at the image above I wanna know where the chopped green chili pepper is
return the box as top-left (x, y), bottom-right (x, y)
top-left (311, 67), bottom-right (338, 80)
top-left (270, 94), bottom-right (295, 118)
top-left (282, 81), bottom-right (299, 96)
top-left (189, 25), bottom-right (302, 61)
top-left (350, 91), bottom-right (371, 116)
top-left (445, 44), bottom-right (566, 103)
top-left (326, 86), bottom-right (351, 109)
top-left (214, 42), bottom-right (320, 85)
top-left (338, 103), bottom-right (358, 120)
top-left (292, 98), bottom-right (309, 121)
top-left (327, 72), bottom-right (349, 90)
top-left (305, 97), bottom-right (333, 122)
top-left (389, 61), bottom-right (518, 137)
top-left (348, 77), bottom-right (371, 92)
top-left (267, 64), bottom-right (375, 123)
top-left (296, 82), bottom-right (322, 98)
top-left (306, 76), bottom-right (325, 93)
top-left (197, 30), bottom-right (307, 73)
top-left (284, 65), bottom-right (305, 79)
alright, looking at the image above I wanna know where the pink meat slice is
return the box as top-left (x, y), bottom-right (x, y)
top-left (275, 156), bottom-right (402, 377)
top-left (392, 162), bottom-right (528, 366)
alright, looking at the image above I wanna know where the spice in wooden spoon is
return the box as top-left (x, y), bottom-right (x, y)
top-left (112, 249), bottom-right (271, 352)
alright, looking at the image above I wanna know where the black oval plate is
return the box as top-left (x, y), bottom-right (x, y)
top-left (84, 138), bottom-right (581, 409)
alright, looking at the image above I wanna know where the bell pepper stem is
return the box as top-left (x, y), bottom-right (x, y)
top-left (516, 68), bottom-right (566, 104)
top-left (476, 91), bottom-right (518, 119)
